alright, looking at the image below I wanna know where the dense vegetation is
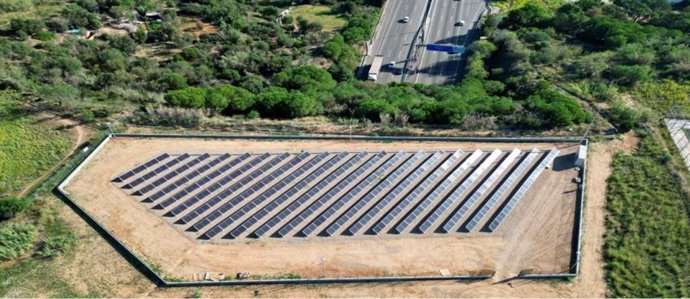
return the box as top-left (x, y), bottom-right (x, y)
top-left (0, 0), bottom-right (601, 131)
top-left (605, 133), bottom-right (690, 297)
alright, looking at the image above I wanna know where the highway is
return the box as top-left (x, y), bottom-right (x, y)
top-left (411, 0), bottom-right (487, 84)
top-left (362, 0), bottom-right (427, 84)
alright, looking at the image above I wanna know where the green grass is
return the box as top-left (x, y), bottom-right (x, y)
top-left (0, 95), bottom-right (71, 197)
top-left (605, 133), bottom-right (690, 297)
top-left (291, 5), bottom-right (347, 32)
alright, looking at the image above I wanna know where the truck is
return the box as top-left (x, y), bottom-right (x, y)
top-left (368, 55), bottom-right (384, 81)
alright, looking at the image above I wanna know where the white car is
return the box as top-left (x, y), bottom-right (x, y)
top-left (389, 61), bottom-right (396, 68)
top-left (402, 16), bottom-right (410, 23)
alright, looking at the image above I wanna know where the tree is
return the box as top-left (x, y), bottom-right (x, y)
top-left (502, 3), bottom-right (553, 29)
top-left (38, 83), bottom-right (79, 107)
top-left (274, 66), bottom-right (336, 91)
top-left (206, 85), bottom-right (255, 114)
top-left (62, 3), bottom-right (101, 29)
top-left (164, 87), bottom-right (206, 109)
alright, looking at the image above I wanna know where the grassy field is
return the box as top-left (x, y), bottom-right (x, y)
top-left (0, 94), bottom-right (71, 197)
top-left (290, 5), bottom-right (347, 32)
top-left (605, 133), bottom-right (690, 297)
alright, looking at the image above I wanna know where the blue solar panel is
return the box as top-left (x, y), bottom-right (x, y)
top-left (298, 151), bottom-right (402, 237)
top-left (198, 153), bottom-right (309, 239)
top-left (440, 149), bottom-right (519, 233)
top-left (242, 153), bottom-right (367, 237)
top-left (142, 153), bottom-right (243, 202)
top-left (167, 153), bottom-right (280, 220)
top-left (378, 150), bottom-right (462, 234)
top-left (352, 151), bottom-right (445, 235)
top-left (133, 154), bottom-right (216, 196)
top-left (151, 153), bottom-right (256, 208)
top-left (122, 154), bottom-right (191, 189)
top-left (464, 149), bottom-right (539, 232)
top-left (113, 153), bottom-right (169, 183)
top-left (486, 149), bottom-right (558, 232)
top-left (322, 151), bottom-right (424, 237)
top-left (266, 154), bottom-right (383, 238)
top-left (413, 150), bottom-right (483, 233)
top-left (221, 152), bottom-right (346, 239)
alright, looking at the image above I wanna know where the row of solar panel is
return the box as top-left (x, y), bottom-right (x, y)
top-left (114, 149), bottom-right (553, 240)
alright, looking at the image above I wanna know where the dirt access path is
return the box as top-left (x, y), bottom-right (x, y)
top-left (17, 112), bottom-right (95, 197)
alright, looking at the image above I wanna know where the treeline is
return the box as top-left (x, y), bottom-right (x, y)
top-left (2, 0), bottom-right (687, 131)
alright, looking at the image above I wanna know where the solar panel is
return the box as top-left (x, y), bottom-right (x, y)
top-left (198, 153), bottom-right (310, 239)
top-left (415, 149), bottom-right (495, 233)
top-left (142, 153), bottom-right (246, 203)
top-left (268, 154), bottom-right (382, 238)
top-left (381, 150), bottom-right (463, 234)
top-left (350, 151), bottom-right (445, 235)
top-left (112, 153), bottom-right (169, 183)
top-left (486, 148), bottom-right (559, 232)
top-left (122, 154), bottom-right (191, 189)
top-left (213, 152), bottom-right (332, 239)
top-left (169, 152), bottom-right (286, 222)
top-left (149, 153), bottom-right (257, 207)
top-left (395, 150), bottom-right (479, 234)
top-left (133, 153), bottom-right (216, 196)
top-left (236, 152), bottom-right (366, 239)
top-left (440, 149), bottom-right (520, 233)
top-left (463, 149), bottom-right (540, 232)
top-left (223, 152), bottom-right (348, 239)
top-left (322, 151), bottom-right (425, 237)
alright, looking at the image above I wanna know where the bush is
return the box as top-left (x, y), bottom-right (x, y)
top-left (0, 197), bottom-right (30, 221)
top-left (0, 223), bottom-right (37, 260)
top-left (38, 234), bottom-right (76, 258)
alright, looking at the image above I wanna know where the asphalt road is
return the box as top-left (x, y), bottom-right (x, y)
top-left (363, 0), bottom-right (427, 84)
top-left (410, 0), bottom-right (487, 85)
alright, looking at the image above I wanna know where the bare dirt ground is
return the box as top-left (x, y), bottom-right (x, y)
top-left (45, 134), bottom-right (638, 297)
top-left (63, 137), bottom-right (580, 282)
top-left (17, 112), bottom-right (95, 197)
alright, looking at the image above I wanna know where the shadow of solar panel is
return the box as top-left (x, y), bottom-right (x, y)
top-left (486, 148), bottom-right (559, 232)
top-left (222, 152), bottom-right (346, 239)
top-left (232, 152), bottom-right (359, 239)
top-left (322, 151), bottom-right (425, 237)
top-left (463, 149), bottom-right (540, 232)
top-left (112, 153), bottom-right (169, 183)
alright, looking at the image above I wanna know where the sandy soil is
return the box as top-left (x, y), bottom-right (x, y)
top-left (47, 134), bottom-right (634, 297)
top-left (63, 137), bottom-right (581, 281)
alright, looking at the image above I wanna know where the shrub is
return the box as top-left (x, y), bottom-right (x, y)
top-left (0, 223), bottom-right (37, 260)
top-left (38, 234), bottom-right (76, 258)
top-left (0, 196), bottom-right (30, 221)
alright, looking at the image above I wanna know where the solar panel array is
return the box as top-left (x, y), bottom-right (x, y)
top-left (486, 148), bottom-right (559, 232)
top-left (113, 148), bottom-right (559, 241)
